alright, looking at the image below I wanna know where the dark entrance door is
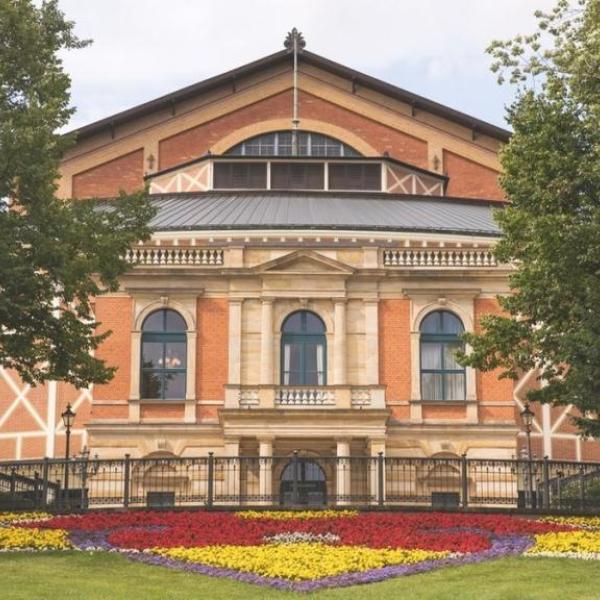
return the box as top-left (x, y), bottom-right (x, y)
top-left (280, 459), bottom-right (327, 506)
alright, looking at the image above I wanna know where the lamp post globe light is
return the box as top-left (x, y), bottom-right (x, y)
top-left (520, 403), bottom-right (535, 508)
top-left (520, 403), bottom-right (534, 459)
top-left (61, 403), bottom-right (76, 505)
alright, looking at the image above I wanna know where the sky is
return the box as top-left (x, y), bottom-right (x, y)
top-left (57, 0), bottom-right (557, 132)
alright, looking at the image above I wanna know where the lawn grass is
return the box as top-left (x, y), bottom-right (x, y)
top-left (3, 552), bottom-right (600, 600)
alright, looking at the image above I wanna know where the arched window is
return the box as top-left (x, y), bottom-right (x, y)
top-left (141, 309), bottom-right (187, 399)
top-left (420, 310), bottom-right (465, 401)
top-left (226, 131), bottom-right (360, 157)
top-left (281, 311), bottom-right (326, 385)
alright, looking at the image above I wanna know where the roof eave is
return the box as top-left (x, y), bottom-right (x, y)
top-left (67, 48), bottom-right (511, 143)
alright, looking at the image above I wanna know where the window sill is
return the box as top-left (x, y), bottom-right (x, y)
top-left (131, 398), bottom-right (191, 404)
top-left (412, 399), bottom-right (476, 406)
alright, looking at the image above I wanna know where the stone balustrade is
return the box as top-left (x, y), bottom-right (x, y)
top-left (224, 385), bottom-right (386, 410)
top-left (275, 387), bottom-right (336, 406)
top-left (124, 247), bottom-right (224, 266)
top-left (383, 248), bottom-right (496, 268)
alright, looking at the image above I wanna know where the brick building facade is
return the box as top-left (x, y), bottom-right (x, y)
top-left (1, 32), bottom-right (595, 469)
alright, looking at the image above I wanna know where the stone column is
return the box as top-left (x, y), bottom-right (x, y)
top-left (260, 299), bottom-right (274, 385)
top-left (336, 439), bottom-right (351, 505)
top-left (258, 438), bottom-right (274, 504)
top-left (364, 300), bottom-right (379, 385)
top-left (410, 330), bottom-right (423, 422)
top-left (333, 300), bottom-right (347, 385)
top-left (228, 299), bottom-right (243, 385)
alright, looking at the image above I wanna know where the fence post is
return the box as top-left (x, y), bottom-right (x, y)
top-left (123, 454), bottom-right (131, 509)
top-left (579, 464), bottom-right (586, 511)
top-left (542, 456), bottom-right (550, 510)
top-left (292, 450), bottom-right (299, 506)
top-left (377, 452), bottom-right (385, 507)
top-left (33, 471), bottom-right (41, 508)
top-left (461, 454), bottom-right (469, 509)
top-left (41, 458), bottom-right (50, 509)
top-left (9, 468), bottom-right (16, 509)
top-left (207, 452), bottom-right (214, 508)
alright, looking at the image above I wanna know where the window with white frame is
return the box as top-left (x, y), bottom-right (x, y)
top-left (420, 310), bottom-right (466, 401)
top-left (226, 131), bottom-right (360, 157)
top-left (140, 309), bottom-right (187, 399)
top-left (280, 311), bottom-right (327, 385)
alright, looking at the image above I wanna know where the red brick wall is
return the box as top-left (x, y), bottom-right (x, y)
top-left (379, 299), bottom-right (411, 403)
top-left (444, 150), bottom-right (503, 200)
top-left (474, 299), bottom-right (514, 407)
top-left (0, 439), bottom-right (16, 459)
top-left (68, 93), bottom-right (503, 202)
top-left (92, 296), bottom-right (133, 403)
top-left (72, 149), bottom-right (144, 199)
top-left (140, 403), bottom-right (184, 421)
top-left (196, 298), bottom-right (228, 401)
top-left (301, 93), bottom-right (428, 168)
top-left (159, 90), bottom-right (428, 170)
top-left (423, 405), bottom-right (467, 420)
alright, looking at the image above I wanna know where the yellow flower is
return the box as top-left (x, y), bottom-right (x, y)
top-left (539, 516), bottom-right (600, 530)
top-left (154, 543), bottom-right (448, 580)
top-left (0, 512), bottom-right (52, 526)
top-left (0, 527), bottom-right (71, 551)
top-left (528, 530), bottom-right (600, 556)
top-left (237, 510), bottom-right (357, 520)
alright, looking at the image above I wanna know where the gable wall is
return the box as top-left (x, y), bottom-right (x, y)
top-left (62, 63), bottom-right (504, 201)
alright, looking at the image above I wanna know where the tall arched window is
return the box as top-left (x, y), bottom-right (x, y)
top-left (420, 310), bottom-right (465, 401)
top-left (141, 309), bottom-right (187, 399)
top-left (281, 311), bottom-right (326, 385)
top-left (226, 131), bottom-right (360, 157)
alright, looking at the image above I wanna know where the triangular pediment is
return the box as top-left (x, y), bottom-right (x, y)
top-left (254, 250), bottom-right (354, 275)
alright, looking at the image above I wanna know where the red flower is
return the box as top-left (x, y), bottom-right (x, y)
top-left (35, 510), bottom-right (568, 554)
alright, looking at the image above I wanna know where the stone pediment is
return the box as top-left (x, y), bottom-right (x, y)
top-left (254, 250), bottom-right (355, 276)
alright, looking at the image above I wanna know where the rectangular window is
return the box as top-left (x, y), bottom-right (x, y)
top-left (213, 162), bottom-right (267, 189)
top-left (271, 163), bottom-right (324, 190)
top-left (328, 163), bottom-right (382, 191)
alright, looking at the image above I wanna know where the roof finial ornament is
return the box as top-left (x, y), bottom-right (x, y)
top-left (284, 28), bottom-right (306, 52)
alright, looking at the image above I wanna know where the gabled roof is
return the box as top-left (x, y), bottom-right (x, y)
top-left (71, 48), bottom-right (511, 143)
top-left (102, 190), bottom-right (503, 236)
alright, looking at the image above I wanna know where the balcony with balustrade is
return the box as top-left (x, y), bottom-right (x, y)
top-left (224, 384), bottom-right (386, 410)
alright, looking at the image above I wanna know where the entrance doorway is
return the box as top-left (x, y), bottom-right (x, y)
top-left (280, 459), bottom-right (327, 506)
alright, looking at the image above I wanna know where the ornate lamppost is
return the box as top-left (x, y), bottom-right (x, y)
top-left (61, 404), bottom-right (76, 505)
top-left (520, 403), bottom-right (535, 508)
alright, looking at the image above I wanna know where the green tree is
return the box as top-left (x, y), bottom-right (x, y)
top-left (0, 0), bottom-right (154, 387)
top-left (458, 0), bottom-right (600, 436)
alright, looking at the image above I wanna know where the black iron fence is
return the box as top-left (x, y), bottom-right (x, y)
top-left (1, 452), bottom-right (600, 513)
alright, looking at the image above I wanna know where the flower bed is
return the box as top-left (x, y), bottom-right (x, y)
top-left (527, 530), bottom-right (600, 559)
top-left (0, 526), bottom-right (71, 551)
top-left (1, 509), bottom-right (597, 590)
top-left (155, 543), bottom-right (449, 580)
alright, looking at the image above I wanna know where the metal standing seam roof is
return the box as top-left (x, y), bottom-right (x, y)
top-left (127, 192), bottom-right (503, 236)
